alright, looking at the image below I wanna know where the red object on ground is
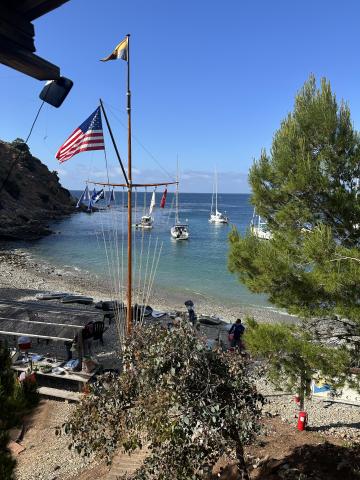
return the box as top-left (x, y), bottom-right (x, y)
top-left (297, 411), bottom-right (307, 431)
top-left (294, 394), bottom-right (300, 404)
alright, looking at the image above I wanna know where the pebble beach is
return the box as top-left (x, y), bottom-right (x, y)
top-left (0, 247), bottom-right (298, 325)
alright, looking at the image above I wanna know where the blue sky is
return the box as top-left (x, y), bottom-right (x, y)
top-left (2, 0), bottom-right (360, 192)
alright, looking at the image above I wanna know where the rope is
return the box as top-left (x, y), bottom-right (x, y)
top-left (103, 101), bottom-right (175, 182)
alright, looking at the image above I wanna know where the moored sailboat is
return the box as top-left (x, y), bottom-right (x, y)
top-left (171, 175), bottom-right (189, 240)
top-left (209, 169), bottom-right (229, 224)
top-left (134, 190), bottom-right (155, 229)
top-left (250, 209), bottom-right (272, 240)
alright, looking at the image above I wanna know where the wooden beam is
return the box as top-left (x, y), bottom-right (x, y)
top-left (16, 0), bottom-right (70, 21)
top-left (89, 181), bottom-right (178, 188)
top-left (0, 6), bottom-right (35, 36)
top-left (0, 25), bottom-right (35, 52)
top-left (0, 330), bottom-right (72, 342)
top-left (0, 317), bottom-right (84, 329)
top-left (0, 43), bottom-right (60, 80)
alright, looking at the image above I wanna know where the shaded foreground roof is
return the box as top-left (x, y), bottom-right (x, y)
top-left (0, 0), bottom-right (70, 79)
top-left (0, 300), bottom-right (102, 342)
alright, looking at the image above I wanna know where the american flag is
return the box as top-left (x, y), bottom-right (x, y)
top-left (56, 107), bottom-right (105, 163)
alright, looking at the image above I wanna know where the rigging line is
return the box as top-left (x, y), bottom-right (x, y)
top-left (108, 206), bottom-right (123, 344)
top-left (99, 211), bottom-right (119, 333)
top-left (103, 144), bottom-right (111, 191)
top-left (136, 188), bottom-right (148, 304)
top-left (143, 241), bottom-right (163, 323)
top-left (141, 238), bottom-right (163, 325)
top-left (109, 203), bottom-right (125, 344)
top-left (0, 100), bottom-right (45, 194)
top-left (133, 188), bottom-right (139, 307)
top-left (103, 101), bottom-right (176, 182)
top-left (141, 234), bottom-right (152, 306)
top-left (142, 232), bottom-right (158, 310)
top-left (166, 195), bottom-right (176, 226)
top-left (137, 223), bottom-right (146, 310)
top-left (100, 214), bottom-right (116, 305)
top-left (121, 187), bottom-right (126, 334)
top-left (142, 236), bottom-right (159, 319)
top-left (140, 236), bottom-right (157, 324)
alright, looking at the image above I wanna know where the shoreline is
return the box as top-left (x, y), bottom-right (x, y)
top-left (0, 246), bottom-right (299, 325)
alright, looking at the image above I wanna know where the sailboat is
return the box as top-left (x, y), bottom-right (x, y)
top-left (134, 189), bottom-right (155, 229)
top-left (250, 209), bottom-right (272, 240)
top-left (171, 177), bottom-right (189, 240)
top-left (209, 169), bottom-right (229, 224)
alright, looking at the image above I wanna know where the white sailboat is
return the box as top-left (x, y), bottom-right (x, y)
top-left (170, 178), bottom-right (189, 240)
top-left (135, 190), bottom-right (155, 229)
top-left (250, 208), bottom-right (272, 240)
top-left (209, 169), bottom-right (229, 224)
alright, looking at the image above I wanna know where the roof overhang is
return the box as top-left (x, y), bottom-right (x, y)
top-left (0, 1), bottom-right (70, 80)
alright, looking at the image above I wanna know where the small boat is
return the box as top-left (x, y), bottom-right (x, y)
top-left (61, 295), bottom-right (94, 305)
top-left (134, 214), bottom-right (153, 229)
top-left (36, 292), bottom-right (69, 300)
top-left (171, 224), bottom-right (189, 240)
top-left (198, 315), bottom-right (222, 326)
top-left (209, 169), bottom-right (229, 224)
top-left (95, 300), bottom-right (124, 311)
top-left (250, 209), bottom-right (272, 240)
top-left (171, 167), bottom-right (189, 240)
top-left (134, 190), bottom-right (155, 229)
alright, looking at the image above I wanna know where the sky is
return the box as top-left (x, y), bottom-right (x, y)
top-left (2, 0), bottom-right (360, 192)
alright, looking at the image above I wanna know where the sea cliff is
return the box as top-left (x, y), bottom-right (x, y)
top-left (0, 139), bottom-right (76, 240)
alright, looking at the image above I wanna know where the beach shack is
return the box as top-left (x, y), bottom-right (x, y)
top-left (0, 300), bottom-right (103, 401)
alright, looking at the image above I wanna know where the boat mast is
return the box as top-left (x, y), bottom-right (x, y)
top-left (210, 176), bottom-right (214, 215)
top-left (126, 33), bottom-right (132, 335)
top-left (175, 157), bottom-right (179, 224)
top-left (215, 167), bottom-right (218, 213)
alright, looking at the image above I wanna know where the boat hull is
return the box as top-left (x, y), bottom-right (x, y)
top-left (170, 225), bottom-right (189, 240)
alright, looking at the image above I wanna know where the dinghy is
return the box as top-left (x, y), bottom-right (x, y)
top-left (61, 295), bottom-right (93, 305)
top-left (36, 292), bottom-right (69, 300)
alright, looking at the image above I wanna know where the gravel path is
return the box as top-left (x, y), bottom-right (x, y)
top-left (15, 400), bottom-right (97, 480)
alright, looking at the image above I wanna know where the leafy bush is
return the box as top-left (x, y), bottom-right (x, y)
top-left (11, 138), bottom-right (29, 154)
top-left (64, 323), bottom-right (262, 479)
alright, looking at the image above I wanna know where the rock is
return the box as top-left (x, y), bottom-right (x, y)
top-left (0, 139), bottom-right (76, 241)
top-left (8, 440), bottom-right (26, 455)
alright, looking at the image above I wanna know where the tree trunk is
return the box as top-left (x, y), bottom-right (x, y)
top-left (299, 371), bottom-right (306, 411)
top-left (235, 443), bottom-right (250, 480)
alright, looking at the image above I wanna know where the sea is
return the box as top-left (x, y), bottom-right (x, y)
top-left (20, 192), bottom-right (270, 310)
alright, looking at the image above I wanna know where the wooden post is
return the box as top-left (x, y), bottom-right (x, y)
top-left (126, 33), bottom-right (132, 336)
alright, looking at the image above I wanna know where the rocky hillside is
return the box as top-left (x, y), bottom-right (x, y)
top-left (0, 139), bottom-right (76, 240)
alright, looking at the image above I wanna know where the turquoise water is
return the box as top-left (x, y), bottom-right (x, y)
top-left (24, 192), bottom-right (269, 309)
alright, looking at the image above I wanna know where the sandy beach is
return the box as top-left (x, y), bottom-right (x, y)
top-left (0, 247), bottom-right (299, 325)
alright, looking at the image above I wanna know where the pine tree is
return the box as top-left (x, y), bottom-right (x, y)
top-left (229, 76), bottom-right (360, 323)
top-left (244, 319), bottom-right (352, 410)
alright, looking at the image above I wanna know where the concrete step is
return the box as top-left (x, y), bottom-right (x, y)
top-left (38, 386), bottom-right (81, 402)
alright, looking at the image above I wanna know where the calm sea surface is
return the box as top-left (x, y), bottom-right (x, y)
top-left (23, 192), bottom-right (269, 309)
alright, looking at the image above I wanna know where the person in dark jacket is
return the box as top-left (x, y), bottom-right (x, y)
top-left (229, 318), bottom-right (245, 350)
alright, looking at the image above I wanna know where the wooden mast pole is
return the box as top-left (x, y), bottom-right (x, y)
top-left (126, 33), bottom-right (132, 335)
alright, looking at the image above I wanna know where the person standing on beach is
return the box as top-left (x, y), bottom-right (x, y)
top-left (228, 318), bottom-right (245, 350)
